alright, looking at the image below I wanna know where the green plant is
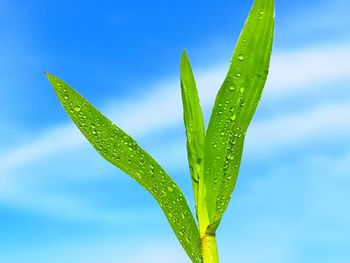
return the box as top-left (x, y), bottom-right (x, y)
top-left (46, 0), bottom-right (274, 262)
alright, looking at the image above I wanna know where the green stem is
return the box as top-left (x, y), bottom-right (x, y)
top-left (201, 234), bottom-right (219, 263)
top-left (198, 173), bottom-right (219, 262)
top-left (197, 165), bottom-right (219, 262)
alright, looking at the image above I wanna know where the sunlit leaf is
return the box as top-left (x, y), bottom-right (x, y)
top-left (46, 73), bottom-right (203, 263)
top-left (200, 0), bottom-right (274, 234)
top-left (180, 50), bottom-right (205, 216)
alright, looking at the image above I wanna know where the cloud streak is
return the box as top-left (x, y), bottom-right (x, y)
top-left (247, 101), bottom-right (350, 157)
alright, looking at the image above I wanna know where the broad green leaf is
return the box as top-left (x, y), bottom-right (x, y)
top-left (46, 73), bottom-right (203, 263)
top-left (180, 50), bottom-right (205, 216)
top-left (200, 0), bottom-right (274, 233)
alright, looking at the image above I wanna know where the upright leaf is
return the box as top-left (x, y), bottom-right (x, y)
top-left (200, 0), bottom-right (274, 233)
top-left (46, 73), bottom-right (203, 263)
top-left (180, 50), bottom-right (205, 216)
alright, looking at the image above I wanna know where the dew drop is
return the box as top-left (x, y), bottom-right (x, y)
top-left (238, 54), bottom-right (244, 61)
top-left (240, 87), bottom-right (245, 93)
top-left (135, 172), bottom-right (142, 180)
top-left (229, 85), bottom-right (235, 91)
top-left (231, 114), bottom-right (237, 121)
top-left (227, 154), bottom-right (235, 160)
top-left (74, 106), bottom-right (81, 112)
top-left (259, 11), bottom-right (264, 20)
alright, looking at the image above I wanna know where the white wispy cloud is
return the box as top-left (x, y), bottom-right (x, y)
top-left (45, 240), bottom-right (189, 263)
top-left (246, 101), bottom-right (350, 157)
top-left (0, 125), bottom-right (82, 173)
top-left (264, 44), bottom-right (350, 96)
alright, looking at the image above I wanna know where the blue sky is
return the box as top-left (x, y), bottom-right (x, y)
top-left (1, 0), bottom-right (350, 262)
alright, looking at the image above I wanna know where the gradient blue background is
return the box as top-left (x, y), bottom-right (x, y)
top-left (1, 0), bottom-right (350, 262)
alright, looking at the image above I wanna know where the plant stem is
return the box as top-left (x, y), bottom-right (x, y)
top-left (198, 174), bottom-right (219, 262)
top-left (201, 234), bottom-right (219, 263)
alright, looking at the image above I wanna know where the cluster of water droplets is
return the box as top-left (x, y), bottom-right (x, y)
top-left (204, 33), bottom-right (258, 219)
top-left (205, 5), bottom-right (274, 219)
top-left (53, 77), bottom-right (203, 263)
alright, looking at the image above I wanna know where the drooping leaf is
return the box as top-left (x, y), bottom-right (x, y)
top-left (200, 0), bottom-right (274, 233)
top-left (180, 50), bottom-right (205, 216)
top-left (46, 73), bottom-right (203, 263)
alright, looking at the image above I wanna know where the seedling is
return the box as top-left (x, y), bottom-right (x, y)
top-left (47, 0), bottom-right (274, 262)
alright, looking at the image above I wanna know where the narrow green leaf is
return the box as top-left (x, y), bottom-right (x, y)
top-left (180, 50), bottom-right (205, 216)
top-left (46, 73), bottom-right (203, 263)
top-left (201, 0), bottom-right (274, 233)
